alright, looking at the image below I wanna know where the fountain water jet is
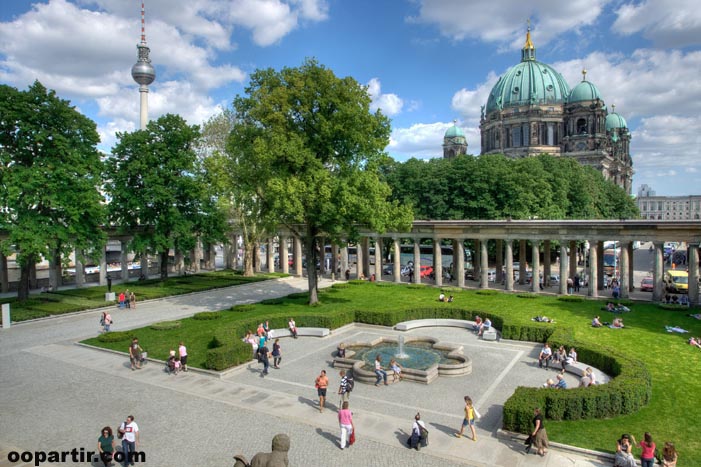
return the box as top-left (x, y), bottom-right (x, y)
top-left (396, 335), bottom-right (409, 359)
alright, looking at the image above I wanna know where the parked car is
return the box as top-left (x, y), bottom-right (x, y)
top-left (664, 270), bottom-right (688, 293)
top-left (382, 262), bottom-right (393, 276)
top-left (640, 277), bottom-right (654, 292)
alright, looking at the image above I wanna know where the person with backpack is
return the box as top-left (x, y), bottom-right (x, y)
top-left (338, 370), bottom-right (353, 407)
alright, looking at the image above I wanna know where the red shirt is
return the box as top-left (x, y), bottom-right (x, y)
top-left (639, 441), bottom-right (656, 459)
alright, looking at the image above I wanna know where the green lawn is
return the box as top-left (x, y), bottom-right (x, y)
top-left (0, 270), bottom-right (285, 324)
top-left (83, 281), bottom-right (701, 461)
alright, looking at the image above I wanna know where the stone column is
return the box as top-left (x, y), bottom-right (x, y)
top-left (175, 250), bottom-right (184, 275)
top-left (340, 244), bottom-right (349, 278)
top-left (569, 240), bottom-right (577, 281)
top-left (597, 242), bottom-right (605, 290)
top-left (652, 242), bottom-right (664, 302)
top-left (0, 253), bottom-right (7, 293)
top-left (120, 240), bottom-right (129, 281)
top-left (375, 237), bottom-right (383, 282)
top-left (294, 237), bottom-right (303, 277)
top-left (267, 238), bottom-right (275, 273)
top-left (413, 240), bottom-right (421, 284)
top-left (361, 237), bottom-right (371, 279)
top-left (474, 239), bottom-right (481, 281)
top-left (531, 241), bottom-right (540, 293)
top-left (332, 244), bottom-right (340, 278)
top-left (588, 241), bottom-right (599, 298)
top-left (393, 238), bottom-right (401, 283)
top-left (543, 240), bottom-right (551, 287)
top-left (688, 244), bottom-right (699, 307)
top-left (495, 239), bottom-right (503, 284)
top-left (193, 238), bottom-right (203, 272)
top-left (281, 236), bottom-right (289, 275)
top-left (99, 248), bottom-right (107, 286)
top-left (456, 240), bottom-right (465, 288)
top-left (619, 241), bottom-right (630, 299)
top-left (75, 250), bottom-right (85, 288)
top-left (519, 240), bottom-right (527, 285)
top-left (559, 244), bottom-right (568, 295)
top-left (356, 239), bottom-right (365, 279)
top-left (480, 239), bottom-right (488, 289)
top-left (505, 240), bottom-right (514, 291)
top-left (627, 242), bottom-right (635, 292)
top-left (434, 239), bottom-right (443, 287)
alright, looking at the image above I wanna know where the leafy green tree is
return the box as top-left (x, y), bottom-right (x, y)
top-left (198, 108), bottom-right (274, 276)
top-left (105, 114), bottom-right (226, 279)
top-left (0, 81), bottom-right (106, 299)
top-left (230, 59), bottom-right (412, 304)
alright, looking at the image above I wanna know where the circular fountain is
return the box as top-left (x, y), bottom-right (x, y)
top-left (333, 335), bottom-right (471, 384)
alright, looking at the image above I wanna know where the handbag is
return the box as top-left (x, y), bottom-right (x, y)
top-left (349, 430), bottom-right (355, 445)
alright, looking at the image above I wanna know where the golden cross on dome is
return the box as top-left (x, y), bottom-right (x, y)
top-left (582, 68), bottom-right (587, 81)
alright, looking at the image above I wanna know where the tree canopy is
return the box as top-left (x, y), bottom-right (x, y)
top-left (105, 114), bottom-right (226, 278)
top-left (383, 154), bottom-right (639, 220)
top-left (229, 59), bottom-right (412, 303)
top-left (0, 81), bottom-right (106, 299)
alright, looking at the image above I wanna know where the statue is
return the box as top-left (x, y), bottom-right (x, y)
top-left (233, 434), bottom-right (290, 467)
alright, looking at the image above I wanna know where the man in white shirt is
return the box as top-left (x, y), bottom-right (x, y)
top-left (538, 343), bottom-right (553, 369)
top-left (119, 415), bottom-right (139, 466)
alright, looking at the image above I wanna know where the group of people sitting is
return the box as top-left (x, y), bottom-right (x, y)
top-left (664, 294), bottom-right (689, 306)
top-left (606, 302), bottom-right (631, 313)
top-left (592, 314), bottom-right (624, 328)
top-left (688, 337), bottom-right (701, 349)
top-left (437, 292), bottom-right (454, 302)
top-left (472, 315), bottom-right (492, 337)
top-left (538, 343), bottom-right (578, 371)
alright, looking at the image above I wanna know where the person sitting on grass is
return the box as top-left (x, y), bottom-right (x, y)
top-left (447, 295), bottom-right (454, 303)
top-left (611, 317), bottom-right (625, 328)
top-left (680, 295), bottom-right (689, 306)
top-left (592, 315), bottom-right (603, 327)
top-left (606, 302), bottom-right (615, 312)
top-left (689, 337), bottom-right (701, 349)
top-left (438, 292), bottom-right (446, 302)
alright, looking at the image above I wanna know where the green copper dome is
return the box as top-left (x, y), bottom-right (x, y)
top-left (606, 110), bottom-right (627, 131)
top-left (444, 124), bottom-right (465, 138)
top-left (569, 80), bottom-right (601, 103)
top-left (485, 30), bottom-right (570, 114)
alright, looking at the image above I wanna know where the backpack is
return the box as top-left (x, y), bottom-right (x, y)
top-left (345, 376), bottom-right (354, 392)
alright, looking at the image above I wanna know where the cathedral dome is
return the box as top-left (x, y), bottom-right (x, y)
top-left (569, 77), bottom-right (601, 103)
top-left (444, 123), bottom-right (465, 138)
top-left (485, 29), bottom-right (570, 114)
top-left (606, 108), bottom-right (628, 131)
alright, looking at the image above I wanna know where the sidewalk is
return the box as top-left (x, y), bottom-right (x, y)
top-left (0, 277), bottom-right (616, 467)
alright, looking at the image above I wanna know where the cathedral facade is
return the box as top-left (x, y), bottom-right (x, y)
top-left (473, 28), bottom-right (633, 194)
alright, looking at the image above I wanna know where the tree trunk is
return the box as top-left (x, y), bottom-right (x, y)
top-left (243, 237), bottom-right (255, 277)
top-left (160, 251), bottom-right (169, 279)
top-left (306, 234), bottom-right (319, 305)
top-left (17, 253), bottom-right (36, 300)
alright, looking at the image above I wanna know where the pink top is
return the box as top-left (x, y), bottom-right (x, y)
top-left (639, 441), bottom-right (656, 459)
top-left (179, 345), bottom-right (187, 357)
top-left (338, 409), bottom-right (353, 425)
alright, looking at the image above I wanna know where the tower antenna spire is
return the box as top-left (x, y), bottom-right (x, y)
top-left (140, 0), bottom-right (147, 45)
top-left (132, 0), bottom-right (156, 129)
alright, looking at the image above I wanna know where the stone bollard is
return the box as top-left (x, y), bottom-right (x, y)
top-left (2, 303), bottom-right (10, 329)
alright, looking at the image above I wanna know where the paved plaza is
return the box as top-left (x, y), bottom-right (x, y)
top-left (0, 277), bottom-right (616, 467)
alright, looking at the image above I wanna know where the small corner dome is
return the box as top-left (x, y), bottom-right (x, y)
top-left (569, 80), bottom-right (601, 103)
top-left (606, 111), bottom-right (627, 131)
top-left (444, 124), bottom-right (465, 138)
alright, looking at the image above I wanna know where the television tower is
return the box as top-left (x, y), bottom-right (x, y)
top-left (131, 1), bottom-right (156, 130)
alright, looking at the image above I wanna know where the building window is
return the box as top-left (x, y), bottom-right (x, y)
top-left (577, 118), bottom-right (587, 134)
top-left (512, 127), bottom-right (521, 147)
top-left (547, 124), bottom-right (554, 145)
top-left (522, 124), bottom-right (529, 146)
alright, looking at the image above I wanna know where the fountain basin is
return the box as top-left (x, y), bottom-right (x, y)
top-left (333, 336), bottom-right (471, 384)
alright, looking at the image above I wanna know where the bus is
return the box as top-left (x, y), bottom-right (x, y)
top-left (603, 248), bottom-right (619, 277)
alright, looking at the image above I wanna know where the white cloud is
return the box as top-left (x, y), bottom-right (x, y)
top-left (388, 120), bottom-right (479, 159)
top-left (291, 0), bottom-right (330, 22)
top-left (409, 0), bottom-right (609, 49)
top-left (613, 0), bottom-right (701, 48)
top-left (451, 72), bottom-right (499, 124)
top-left (367, 78), bottom-right (404, 116)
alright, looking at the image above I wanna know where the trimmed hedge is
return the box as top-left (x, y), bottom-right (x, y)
top-left (193, 311), bottom-right (222, 320)
top-left (557, 295), bottom-right (584, 302)
top-left (150, 320), bottom-right (182, 331)
top-left (331, 283), bottom-right (350, 289)
top-left (97, 331), bottom-right (133, 342)
top-left (476, 289), bottom-right (498, 295)
top-left (516, 293), bottom-right (539, 299)
top-left (230, 304), bottom-right (254, 312)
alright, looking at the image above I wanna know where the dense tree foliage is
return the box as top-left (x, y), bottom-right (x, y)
top-left (105, 114), bottom-right (227, 279)
top-left (0, 81), bottom-right (106, 299)
top-left (198, 108), bottom-right (274, 276)
top-left (230, 59), bottom-right (412, 303)
top-left (383, 154), bottom-right (638, 220)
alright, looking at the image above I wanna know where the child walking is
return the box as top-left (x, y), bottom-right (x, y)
top-left (455, 395), bottom-right (477, 441)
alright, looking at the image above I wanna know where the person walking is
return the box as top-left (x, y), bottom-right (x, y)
top-left (531, 407), bottom-right (548, 457)
top-left (338, 401), bottom-right (354, 450)
top-left (454, 395), bottom-right (477, 441)
top-left (272, 338), bottom-right (281, 369)
top-left (124, 290), bottom-right (131, 309)
top-left (101, 312), bottom-right (112, 333)
top-left (118, 415), bottom-right (139, 466)
top-left (178, 341), bottom-right (188, 372)
top-left (409, 413), bottom-right (428, 450)
top-left (129, 291), bottom-right (136, 309)
top-left (258, 341), bottom-right (270, 375)
top-left (97, 426), bottom-right (115, 467)
top-left (315, 369), bottom-right (329, 413)
top-left (338, 370), bottom-right (350, 407)
top-left (374, 355), bottom-right (388, 386)
top-left (128, 338), bottom-right (143, 371)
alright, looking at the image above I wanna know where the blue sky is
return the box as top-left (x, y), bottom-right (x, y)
top-left (1, 0), bottom-right (700, 196)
